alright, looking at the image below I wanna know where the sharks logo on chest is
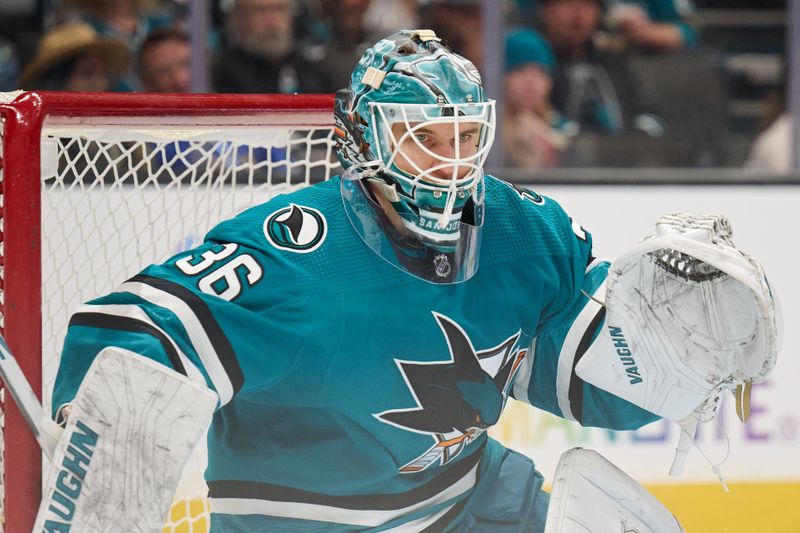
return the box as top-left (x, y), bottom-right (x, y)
top-left (375, 312), bottom-right (527, 473)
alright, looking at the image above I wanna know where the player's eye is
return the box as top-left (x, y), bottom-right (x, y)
top-left (414, 133), bottom-right (430, 144)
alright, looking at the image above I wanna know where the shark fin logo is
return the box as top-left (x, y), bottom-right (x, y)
top-left (376, 312), bottom-right (527, 473)
top-left (503, 180), bottom-right (545, 205)
top-left (264, 204), bottom-right (327, 253)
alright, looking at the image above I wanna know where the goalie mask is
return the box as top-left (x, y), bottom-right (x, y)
top-left (335, 29), bottom-right (495, 284)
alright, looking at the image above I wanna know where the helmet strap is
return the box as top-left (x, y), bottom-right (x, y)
top-left (363, 179), bottom-right (415, 240)
top-left (367, 177), bottom-right (400, 202)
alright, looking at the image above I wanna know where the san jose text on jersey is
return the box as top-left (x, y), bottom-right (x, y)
top-left (53, 176), bottom-right (658, 532)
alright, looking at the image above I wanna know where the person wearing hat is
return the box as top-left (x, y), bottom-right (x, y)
top-left (18, 21), bottom-right (132, 91)
top-left (503, 28), bottom-right (578, 168)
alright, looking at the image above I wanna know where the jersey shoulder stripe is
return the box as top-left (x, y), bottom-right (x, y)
top-left (69, 302), bottom-right (208, 387)
top-left (70, 311), bottom-right (188, 377)
top-left (120, 274), bottom-right (242, 404)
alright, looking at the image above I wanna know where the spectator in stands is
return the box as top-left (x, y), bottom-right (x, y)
top-left (538, 0), bottom-right (663, 136)
top-left (60, 0), bottom-right (174, 90)
top-left (363, 0), bottom-right (419, 39)
top-left (315, 0), bottom-right (420, 90)
top-left (17, 21), bottom-right (131, 92)
top-left (137, 27), bottom-right (190, 93)
top-left (213, 0), bottom-right (333, 94)
top-left (605, 0), bottom-right (698, 53)
top-left (317, 0), bottom-right (377, 90)
top-left (514, 0), bottom-right (696, 53)
top-left (60, 0), bottom-right (174, 50)
top-left (503, 28), bottom-right (577, 167)
top-left (421, 0), bottom-right (484, 69)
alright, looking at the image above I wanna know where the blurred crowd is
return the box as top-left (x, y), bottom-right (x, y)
top-left (0, 0), bottom-right (789, 170)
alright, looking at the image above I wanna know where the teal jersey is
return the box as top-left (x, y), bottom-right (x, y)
top-left (53, 176), bottom-right (658, 531)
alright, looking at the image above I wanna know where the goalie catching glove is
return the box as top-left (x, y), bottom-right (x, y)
top-left (576, 212), bottom-right (780, 423)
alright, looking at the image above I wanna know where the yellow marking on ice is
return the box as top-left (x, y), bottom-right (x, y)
top-left (645, 481), bottom-right (800, 532)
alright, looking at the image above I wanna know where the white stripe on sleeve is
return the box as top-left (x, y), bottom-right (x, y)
top-left (76, 303), bottom-right (208, 387)
top-left (556, 282), bottom-right (606, 421)
top-left (210, 463), bottom-right (478, 527)
top-left (119, 281), bottom-right (235, 405)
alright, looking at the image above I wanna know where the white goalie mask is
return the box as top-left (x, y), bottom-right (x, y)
top-left (335, 30), bottom-right (496, 284)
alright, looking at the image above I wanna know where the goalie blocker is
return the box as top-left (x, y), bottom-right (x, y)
top-left (35, 347), bottom-right (217, 532)
top-left (575, 213), bottom-right (780, 422)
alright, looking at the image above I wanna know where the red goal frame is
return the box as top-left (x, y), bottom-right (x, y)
top-left (0, 91), bottom-right (335, 532)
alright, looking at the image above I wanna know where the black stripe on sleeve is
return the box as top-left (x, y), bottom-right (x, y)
top-left (69, 312), bottom-right (187, 376)
top-left (128, 274), bottom-right (244, 395)
top-left (568, 306), bottom-right (607, 425)
top-left (208, 443), bottom-right (483, 511)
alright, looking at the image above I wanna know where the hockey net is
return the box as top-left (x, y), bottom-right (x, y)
top-left (0, 91), bottom-right (338, 532)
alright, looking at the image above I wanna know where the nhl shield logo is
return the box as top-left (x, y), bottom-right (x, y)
top-left (433, 254), bottom-right (451, 278)
top-left (264, 204), bottom-right (327, 253)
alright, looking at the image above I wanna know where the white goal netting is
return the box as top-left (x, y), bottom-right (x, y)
top-left (1, 93), bottom-right (339, 532)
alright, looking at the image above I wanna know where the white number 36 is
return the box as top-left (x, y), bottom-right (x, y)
top-left (175, 243), bottom-right (263, 301)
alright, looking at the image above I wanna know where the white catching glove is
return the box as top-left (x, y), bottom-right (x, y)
top-left (576, 213), bottom-right (780, 476)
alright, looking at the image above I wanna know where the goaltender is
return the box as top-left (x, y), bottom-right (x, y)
top-left (41, 30), bottom-right (779, 532)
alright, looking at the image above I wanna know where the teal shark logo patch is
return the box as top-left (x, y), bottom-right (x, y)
top-left (264, 204), bottom-right (327, 253)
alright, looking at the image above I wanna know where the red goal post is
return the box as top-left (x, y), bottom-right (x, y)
top-left (0, 91), bottom-right (337, 532)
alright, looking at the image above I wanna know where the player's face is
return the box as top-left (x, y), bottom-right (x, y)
top-left (390, 121), bottom-right (481, 182)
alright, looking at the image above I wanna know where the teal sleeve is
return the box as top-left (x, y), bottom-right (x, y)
top-left (50, 275), bottom-right (224, 420)
top-left (51, 239), bottom-right (294, 420)
top-left (50, 296), bottom-right (209, 419)
top-left (518, 259), bottom-right (660, 431)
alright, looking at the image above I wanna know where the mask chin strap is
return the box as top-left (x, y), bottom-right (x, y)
top-left (436, 180), bottom-right (459, 230)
